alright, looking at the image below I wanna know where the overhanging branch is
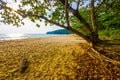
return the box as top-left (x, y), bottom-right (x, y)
top-left (0, 5), bottom-right (67, 29)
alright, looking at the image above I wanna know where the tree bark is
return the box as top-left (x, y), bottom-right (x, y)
top-left (65, 0), bottom-right (70, 27)
top-left (90, 0), bottom-right (100, 44)
top-left (90, 0), bottom-right (97, 35)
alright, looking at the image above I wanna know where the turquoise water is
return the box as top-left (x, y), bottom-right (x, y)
top-left (0, 34), bottom-right (65, 40)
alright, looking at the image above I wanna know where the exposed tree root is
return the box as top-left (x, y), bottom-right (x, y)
top-left (85, 47), bottom-right (95, 59)
top-left (85, 46), bottom-right (120, 77)
top-left (91, 47), bottom-right (120, 65)
top-left (90, 47), bottom-right (112, 77)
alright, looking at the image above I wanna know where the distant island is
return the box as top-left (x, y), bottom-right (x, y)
top-left (46, 29), bottom-right (72, 34)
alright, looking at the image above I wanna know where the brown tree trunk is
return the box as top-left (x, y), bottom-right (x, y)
top-left (90, 0), bottom-right (99, 44)
top-left (90, 0), bottom-right (97, 34)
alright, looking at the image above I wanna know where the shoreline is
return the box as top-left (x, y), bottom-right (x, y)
top-left (0, 34), bottom-right (73, 41)
top-left (0, 34), bottom-right (86, 45)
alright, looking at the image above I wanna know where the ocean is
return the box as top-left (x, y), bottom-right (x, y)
top-left (0, 34), bottom-right (64, 40)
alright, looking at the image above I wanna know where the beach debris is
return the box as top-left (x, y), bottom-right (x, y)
top-left (19, 57), bottom-right (29, 73)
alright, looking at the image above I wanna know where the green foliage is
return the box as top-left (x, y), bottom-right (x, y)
top-left (0, 10), bottom-right (24, 27)
top-left (68, 0), bottom-right (120, 36)
top-left (99, 28), bottom-right (120, 36)
top-left (97, 11), bottom-right (120, 30)
top-left (36, 24), bottom-right (40, 27)
top-left (95, 0), bottom-right (120, 36)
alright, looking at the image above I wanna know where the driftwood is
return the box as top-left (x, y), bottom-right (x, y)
top-left (19, 57), bottom-right (29, 73)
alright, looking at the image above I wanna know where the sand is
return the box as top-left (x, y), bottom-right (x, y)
top-left (0, 34), bottom-right (120, 80)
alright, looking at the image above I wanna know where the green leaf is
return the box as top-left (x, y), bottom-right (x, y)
top-left (36, 24), bottom-right (40, 27)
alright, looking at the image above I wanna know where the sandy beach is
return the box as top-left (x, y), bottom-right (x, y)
top-left (0, 34), bottom-right (120, 79)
